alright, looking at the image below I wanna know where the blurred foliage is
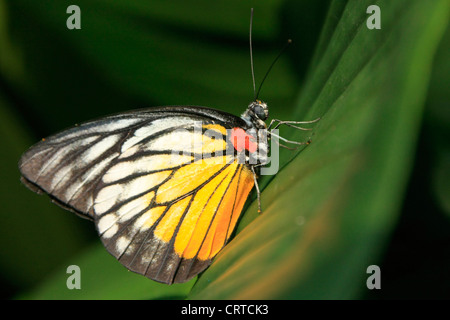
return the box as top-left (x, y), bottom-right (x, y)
top-left (0, 0), bottom-right (448, 299)
top-left (364, 17), bottom-right (450, 300)
top-left (191, 0), bottom-right (449, 299)
top-left (428, 25), bottom-right (450, 217)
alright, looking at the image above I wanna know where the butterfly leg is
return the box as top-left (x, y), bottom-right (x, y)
top-left (269, 131), bottom-right (311, 147)
top-left (250, 165), bottom-right (262, 213)
top-left (271, 135), bottom-right (302, 150)
top-left (267, 117), bottom-right (319, 149)
top-left (267, 117), bottom-right (321, 131)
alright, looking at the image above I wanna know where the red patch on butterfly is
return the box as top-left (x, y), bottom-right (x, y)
top-left (231, 128), bottom-right (257, 153)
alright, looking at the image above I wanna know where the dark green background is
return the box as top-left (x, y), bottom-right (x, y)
top-left (0, 0), bottom-right (448, 299)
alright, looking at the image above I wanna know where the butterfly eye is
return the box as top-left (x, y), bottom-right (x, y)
top-left (253, 104), bottom-right (267, 121)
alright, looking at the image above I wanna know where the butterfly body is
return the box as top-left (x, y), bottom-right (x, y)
top-left (19, 103), bottom-right (270, 284)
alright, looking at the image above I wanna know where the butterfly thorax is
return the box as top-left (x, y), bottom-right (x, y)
top-left (240, 100), bottom-right (269, 130)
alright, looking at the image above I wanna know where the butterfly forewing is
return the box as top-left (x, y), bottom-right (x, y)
top-left (19, 117), bottom-right (147, 218)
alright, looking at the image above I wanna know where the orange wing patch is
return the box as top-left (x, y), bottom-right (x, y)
top-left (177, 163), bottom-right (238, 260)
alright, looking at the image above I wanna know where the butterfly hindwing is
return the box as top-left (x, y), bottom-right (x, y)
top-left (19, 106), bottom-right (255, 284)
top-left (95, 153), bottom-right (255, 283)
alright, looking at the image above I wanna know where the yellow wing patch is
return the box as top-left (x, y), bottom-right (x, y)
top-left (156, 155), bottom-right (233, 204)
top-left (154, 195), bottom-right (192, 242)
top-left (203, 124), bottom-right (228, 136)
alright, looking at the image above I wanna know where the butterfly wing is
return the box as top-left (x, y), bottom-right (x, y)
top-left (19, 106), bottom-right (255, 284)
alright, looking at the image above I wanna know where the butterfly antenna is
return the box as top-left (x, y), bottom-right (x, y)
top-left (255, 38), bottom-right (292, 100)
top-left (249, 8), bottom-right (256, 100)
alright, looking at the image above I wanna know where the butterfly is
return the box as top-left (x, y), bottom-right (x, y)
top-left (18, 10), bottom-right (319, 284)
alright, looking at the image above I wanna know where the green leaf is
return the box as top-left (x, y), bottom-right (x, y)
top-left (18, 243), bottom-right (194, 300)
top-left (189, 0), bottom-right (449, 299)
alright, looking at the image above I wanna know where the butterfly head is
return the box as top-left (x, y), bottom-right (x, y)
top-left (242, 100), bottom-right (268, 129)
